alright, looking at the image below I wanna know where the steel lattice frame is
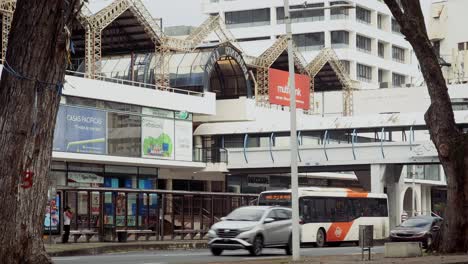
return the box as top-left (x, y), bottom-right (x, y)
top-left (306, 48), bottom-right (355, 116)
top-left (0, 0), bottom-right (15, 61)
top-left (252, 35), bottom-right (308, 107)
top-left (155, 15), bottom-right (240, 88)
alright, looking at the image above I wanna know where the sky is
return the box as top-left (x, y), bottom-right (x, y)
top-left (87, 0), bottom-right (432, 28)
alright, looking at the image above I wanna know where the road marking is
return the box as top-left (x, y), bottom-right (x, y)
top-left (242, 256), bottom-right (287, 260)
top-left (51, 257), bottom-right (82, 261)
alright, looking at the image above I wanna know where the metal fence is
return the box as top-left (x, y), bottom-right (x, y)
top-left (57, 187), bottom-right (257, 241)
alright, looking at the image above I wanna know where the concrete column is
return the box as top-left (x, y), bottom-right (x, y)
top-left (325, 31), bottom-right (331, 48)
top-left (324, 1), bottom-right (330, 21)
top-left (370, 164), bottom-right (385, 193)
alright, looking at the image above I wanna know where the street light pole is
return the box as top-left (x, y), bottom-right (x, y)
top-left (284, 0), bottom-right (300, 261)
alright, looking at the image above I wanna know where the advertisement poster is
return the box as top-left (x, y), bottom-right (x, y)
top-left (141, 116), bottom-right (175, 160)
top-left (44, 195), bottom-right (60, 233)
top-left (53, 105), bottom-right (107, 154)
top-left (268, 68), bottom-right (311, 110)
top-left (175, 120), bottom-right (193, 161)
top-left (116, 193), bottom-right (126, 227)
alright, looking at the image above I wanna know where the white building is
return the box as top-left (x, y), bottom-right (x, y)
top-left (428, 0), bottom-right (468, 84)
top-left (202, 0), bottom-right (420, 89)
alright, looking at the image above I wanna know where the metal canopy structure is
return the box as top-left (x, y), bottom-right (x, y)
top-left (0, 0), bottom-right (15, 61)
top-left (0, 0), bottom-right (357, 116)
top-left (252, 35), bottom-right (308, 108)
top-left (306, 48), bottom-right (356, 116)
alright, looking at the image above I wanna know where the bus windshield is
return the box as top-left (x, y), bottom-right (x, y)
top-left (258, 193), bottom-right (292, 207)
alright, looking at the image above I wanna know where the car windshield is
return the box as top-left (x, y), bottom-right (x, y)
top-left (400, 218), bottom-right (431, 228)
top-left (224, 208), bottom-right (266, 221)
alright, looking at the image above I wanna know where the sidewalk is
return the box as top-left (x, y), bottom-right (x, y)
top-left (206, 254), bottom-right (468, 264)
top-left (45, 240), bottom-right (208, 257)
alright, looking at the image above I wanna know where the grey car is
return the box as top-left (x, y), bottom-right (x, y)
top-left (207, 206), bottom-right (293, 256)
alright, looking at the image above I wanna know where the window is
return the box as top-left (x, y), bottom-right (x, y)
top-left (356, 6), bottom-right (371, 24)
top-left (377, 14), bottom-right (383, 29)
top-left (293, 32), bottom-right (325, 51)
top-left (392, 46), bottom-right (405, 63)
top-left (378, 42), bottom-right (385, 58)
top-left (276, 209), bottom-right (291, 220)
top-left (330, 1), bottom-right (349, 20)
top-left (356, 35), bottom-right (372, 53)
top-left (225, 8), bottom-right (270, 28)
top-left (459, 42), bottom-right (466, 51)
top-left (407, 165), bottom-right (440, 181)
top-left (300, 197), bottom-right (388, 223)
top-left (392, 18), bottom-right (401, 33)
top-left (107, 113), bottom-right (141, 157)
top-left (357, 63), bottom-right (372, 82)
top-left (350, 198), bottom-right (388, 218)
top-left (277, 3), bottom-right (324, 23)
top-left (392, 73), bottom-right (406, 87)
top-left (331, 31), bottom-right (349, 48)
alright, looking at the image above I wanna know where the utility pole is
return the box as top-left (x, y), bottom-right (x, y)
top-left (284, 0), bottom-right (300, 260)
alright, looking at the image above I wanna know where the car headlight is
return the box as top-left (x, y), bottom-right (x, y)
top-left (208, 229), bottom-right (217, 237)
top-left (416, 231), bottom-right (427, 236)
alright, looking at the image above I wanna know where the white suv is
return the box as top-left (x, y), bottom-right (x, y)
top-left (207, 206), bottom-right (293, 256)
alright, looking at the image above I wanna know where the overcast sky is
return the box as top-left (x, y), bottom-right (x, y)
top-left (88, 0), bottom-right (432, 28)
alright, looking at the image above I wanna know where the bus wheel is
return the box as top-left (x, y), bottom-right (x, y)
top-left (316, 229), bottom-right (326, 248)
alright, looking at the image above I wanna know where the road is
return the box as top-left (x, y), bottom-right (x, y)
top-left (52, 246), bottom-right (384, 264)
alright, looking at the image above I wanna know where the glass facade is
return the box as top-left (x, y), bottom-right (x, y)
top-left (331, 31), bottom-right (349, 48)
top-left (277, 3), bottom-right (324, 23)
top-left (293, 32), bottom-right (325, 51)
top-left (392, 45), bottom-right (406, 63)
top-left (356, 6), bottom-right (371, 24)
top-left (392, 73), bottom-right (406, 87)
top-left (406, 165), bottom-right (440, 181)
top-left (357, 63), bottom-right (373, 82)
top-left (225, 8), bottom-right (270, 28)
top-left (53, 96), bottom-right (194, 162)
top-left (330, 1), bottom-right (349, 20)
top-left (356, 35), bottom-right (372, 53)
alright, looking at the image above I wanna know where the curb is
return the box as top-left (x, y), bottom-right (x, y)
top-left (47, 241), bottom-right (208, 257)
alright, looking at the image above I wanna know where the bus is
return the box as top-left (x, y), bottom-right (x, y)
top-left (258, 187), bottom-right (389, 247)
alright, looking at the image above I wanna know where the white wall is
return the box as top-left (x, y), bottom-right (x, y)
top-left (64, 75), bottom-right (217, 115)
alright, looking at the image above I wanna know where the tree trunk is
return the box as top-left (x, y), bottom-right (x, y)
top-left (0, 0), bottom-right (78, 263)
top-left (384, 0), bottom-right (468, 253)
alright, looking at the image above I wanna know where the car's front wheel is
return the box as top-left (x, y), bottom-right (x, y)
top-left (285, 235), bottom-right (292, 255)
top-left (210, 248), bottom-right (223, 256)
top-left (249, 235), bottom-right (263, 256)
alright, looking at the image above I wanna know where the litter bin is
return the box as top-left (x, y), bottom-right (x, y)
top-left (117, 230), bottom-right (128, 243)
top-left (359, 225), bottom-right (374, 260)
top-left (102, 227), bottom-right (114, 242)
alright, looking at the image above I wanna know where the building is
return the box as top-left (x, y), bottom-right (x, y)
top-left (202, 0), bottom-right (420, 89)
top-left (428, 0), bottom-right (468, 84)
top-left (0, 0), bottom-right (462, 237)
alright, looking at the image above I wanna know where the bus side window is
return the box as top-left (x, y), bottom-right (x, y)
top-left (315, 198), bottom-right (326, 222)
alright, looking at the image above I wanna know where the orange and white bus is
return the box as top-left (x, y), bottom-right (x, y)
top-left (257, 187), bottom-right (389, 247)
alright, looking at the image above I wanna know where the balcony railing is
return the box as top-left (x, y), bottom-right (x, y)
top-left (65, 70), bottom-right (205, 97)
top-left (193, 147), bottom-right (228, 163)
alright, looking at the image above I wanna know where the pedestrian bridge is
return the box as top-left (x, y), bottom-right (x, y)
top-left (225, 140), bottom-right (438, 170)
top-left (195, 111), bottom-right (468, 170)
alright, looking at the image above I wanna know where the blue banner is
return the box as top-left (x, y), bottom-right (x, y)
top-left (53, 106), bottom-right (107, 154)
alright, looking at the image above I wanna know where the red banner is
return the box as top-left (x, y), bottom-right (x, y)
top-left (268, 68), bottom-right (311, 110)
